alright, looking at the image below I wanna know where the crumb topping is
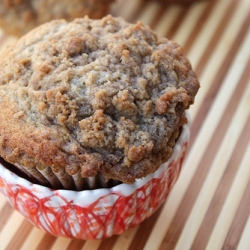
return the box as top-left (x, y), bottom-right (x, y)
top-left (0, 15), bottom-right (199, 183)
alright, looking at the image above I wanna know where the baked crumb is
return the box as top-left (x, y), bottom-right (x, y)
top-left (0, 15), bottom-right (199, 183)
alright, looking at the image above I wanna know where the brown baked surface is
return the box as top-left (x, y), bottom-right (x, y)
top-left (0, 15), bottom-right (199, 184)
top-left (0, 0), bottom-right (113, 36)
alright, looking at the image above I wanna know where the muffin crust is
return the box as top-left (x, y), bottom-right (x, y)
top-left (0, 16), bottom-right (199, 183)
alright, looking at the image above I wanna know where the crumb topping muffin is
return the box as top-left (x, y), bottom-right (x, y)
top-left (0, 15), bottom-right (199, 184)
top-left (0, 0), bottom-right (114, 36)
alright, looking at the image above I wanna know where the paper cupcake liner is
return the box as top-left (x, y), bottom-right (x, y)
top-left (15, 164), bottom-right (122, 191)
top-left (0, 114), bottom-right (190, 239)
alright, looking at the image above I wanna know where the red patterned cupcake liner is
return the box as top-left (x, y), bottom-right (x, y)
top-left (0, 115), bottom-right (190, 240)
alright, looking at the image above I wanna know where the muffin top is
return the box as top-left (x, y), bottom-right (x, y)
top-left (0, 15), bottom-right (199, 184)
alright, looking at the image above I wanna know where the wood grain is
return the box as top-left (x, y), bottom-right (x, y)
top-left (0, 0), bottom-right (249, 249)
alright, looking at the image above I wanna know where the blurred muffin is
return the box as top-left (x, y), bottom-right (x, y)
top-left (0, 0), bottom-right (114, 36)
top-left (153, 0), bottom-right (205, 4)
top-left (0, 15), bottom-right (199, 191)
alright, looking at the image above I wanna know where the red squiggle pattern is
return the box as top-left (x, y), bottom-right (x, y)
top-left (0, 142), bottom-right (188, 240)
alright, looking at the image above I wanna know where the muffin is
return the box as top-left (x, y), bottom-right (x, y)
top-left (0, 15), bottom-right (199, 239)
top-left (152, 0), bottom-right (205, 4)
top-left (0, 15), bottom-right (199, 191)
top-left (0, 0), bottom-right (114, 36)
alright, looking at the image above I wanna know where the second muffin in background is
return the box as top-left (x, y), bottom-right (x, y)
top-left (0, 0), bottom-right (114, 36)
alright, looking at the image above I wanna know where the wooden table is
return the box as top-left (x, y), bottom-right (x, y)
top-left (0, 0), bottom-right (249, 249)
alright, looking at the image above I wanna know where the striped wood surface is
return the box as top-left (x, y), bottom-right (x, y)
top-left (0, 0), bottom-right (249, 249)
